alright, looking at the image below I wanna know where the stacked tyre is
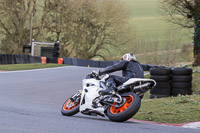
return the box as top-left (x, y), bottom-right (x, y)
top-left (150, 68), bottom-right (171, 99)
top-left (171, 68), bottom-right (193, 96)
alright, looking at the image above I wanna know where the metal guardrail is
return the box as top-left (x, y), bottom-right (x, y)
top-left (0, 54), bottom-right (41, 64)
top-left (0, 54), bottom-right (162, 71)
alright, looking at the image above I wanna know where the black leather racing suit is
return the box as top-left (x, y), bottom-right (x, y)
top-left (99, 60), bottom-right (151, 90)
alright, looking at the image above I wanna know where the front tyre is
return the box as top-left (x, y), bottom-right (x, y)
top-left (107, 92), bottom-right (141, 122)
top-left (61, 98), bottom-right (80, 116)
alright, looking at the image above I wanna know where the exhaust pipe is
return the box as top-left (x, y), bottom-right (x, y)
top-left (134, 82), bottom-right (151, 93)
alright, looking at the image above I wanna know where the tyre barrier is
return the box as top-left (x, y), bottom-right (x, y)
top-left (171, 67), bottom-right (193, 96)
top-left (150, 67), bottom-right (193, 99)
top-left (171, 67), bottom-right (193, 75)
top-left (150, 68), bottom-right (171, 76)
top-left (150, 68), bottom-right (172, 99)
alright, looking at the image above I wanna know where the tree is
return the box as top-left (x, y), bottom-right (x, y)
top-left (0, 0), bottom-right (48, 54)
top-left (44, 0), bottom-right (134, 60)
top-left (159, 0), bottom-right (200, 66)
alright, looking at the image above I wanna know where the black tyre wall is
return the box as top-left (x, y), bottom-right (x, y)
top-left (150, 68), bottom-right (171, 98)
top-left (171, 68), bottom-right (193, 75)
top-left (150, 68), bottom-right (171, 76)
top-left (155, 82), bottom-right (171, 88)
top-left (172, 76), bottom-right (192, 82)
top-left (150, 87), bottom-right (171, 95)
top-left (171, 67), bottom-right (193, 97)
top-left (172, 82), bottom-right (192, 89)
top-left (150, 75), bottom-right (171, 82)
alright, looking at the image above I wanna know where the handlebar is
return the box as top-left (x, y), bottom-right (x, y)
top-left (87, 71), bottom-right (100, 80)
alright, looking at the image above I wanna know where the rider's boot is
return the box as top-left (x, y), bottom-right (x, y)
top-left (99, 82), bottom-right (117, 95)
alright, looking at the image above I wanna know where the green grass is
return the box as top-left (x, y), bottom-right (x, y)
top-left (125, 0), bottom-right (159, 18)
top-left (0, 63), bottom-right (66, 71)
top-left (134, 95), bottom-right (200, 123)
top-left (135, 67), bottom-right (200, 123)
top-left (192, 67), bottom-right (200, 94)
top-left (123, 0), bottom-right (193, 52)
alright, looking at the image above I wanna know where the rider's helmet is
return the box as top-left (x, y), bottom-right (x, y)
top-left (121, 53), bottom-right (136, 61)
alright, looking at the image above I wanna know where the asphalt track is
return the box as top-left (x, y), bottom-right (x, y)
top-left (0, 66), bottom-right (199, 133)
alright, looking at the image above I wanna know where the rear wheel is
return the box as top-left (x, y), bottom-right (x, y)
top-left (61, 97), bottom-right (80, 116)
top-left (106, 92), bottom-right (141, 122)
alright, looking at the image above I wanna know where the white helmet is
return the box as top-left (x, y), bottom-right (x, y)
top-left (122, 53), bottom-right (136, 61)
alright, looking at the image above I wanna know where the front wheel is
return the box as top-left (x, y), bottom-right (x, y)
top-left (107, 92), bottom-right (141, 122)
top-left (61, 97), bottom-right (80, 116)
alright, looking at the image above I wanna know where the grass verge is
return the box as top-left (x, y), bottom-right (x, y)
top-left (135, 67), bottom-right (200, 123)
top-left (0, 63), bottom-right (66, 71)
top-left (134, 95), bottom-right (200, 123)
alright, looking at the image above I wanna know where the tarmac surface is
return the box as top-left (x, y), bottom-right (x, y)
top-left (0, 66), bottom-right (199, 133)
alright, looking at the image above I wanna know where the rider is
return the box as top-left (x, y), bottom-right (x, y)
top-left (95, 53), bottom-right (152, 95)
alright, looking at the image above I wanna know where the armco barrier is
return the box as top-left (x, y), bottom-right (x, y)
top-left (77, 59), bottom-right (92, 67)
top-left (99, 61), bottom-right (107, 68)
top-left (0, 54), bottom-right (166, 69)
top-left (71, 58), bottom-right (78, 66)
top-left (106, 61), bottom-right (114, 67)
top-left (63, 57), bottom-right (116, 68)
top-left (63, 58), bottom-right (72, 65)
top-left (99, 61), bottom-right (114, 68)
top-left (92, 60), bottom-right (100, 67)
top-left (0, 54), bottom-right (41, 64)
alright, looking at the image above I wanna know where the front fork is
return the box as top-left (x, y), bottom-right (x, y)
top-left (70, 90), bottom-right (82, 102)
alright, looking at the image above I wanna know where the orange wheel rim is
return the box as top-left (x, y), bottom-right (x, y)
top-left (63, 99), bottom-right (79, 111)
top-left (110, 95), bottom-right (134, 114)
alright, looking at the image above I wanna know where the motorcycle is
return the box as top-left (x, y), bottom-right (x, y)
top-left (61, 72), bottom-right (156, 122)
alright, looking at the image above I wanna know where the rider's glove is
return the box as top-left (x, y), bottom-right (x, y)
top-left (92, 70), bottom-right (99, 77)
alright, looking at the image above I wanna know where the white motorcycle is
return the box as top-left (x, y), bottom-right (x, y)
top-left (61, 72), bottom-right (156, 122)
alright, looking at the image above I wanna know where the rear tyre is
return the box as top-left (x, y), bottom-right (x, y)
top-left (106, 92), bottom-right (141, 122)
top-left (61, 98), bottom-right (80, 116)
